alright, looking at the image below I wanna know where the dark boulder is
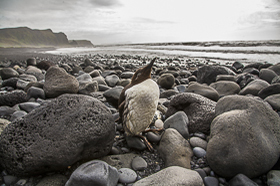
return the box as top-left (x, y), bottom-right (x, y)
top-left (207, 95), bottom-right (280, 178)
top-left (43, 66), bottom-right (79, 98)
top-left (0, 94), bottom-right (115, 176)
top-left (197, 65), bottom-right (235, 85)
top-left (166, 93), bottom-right (216, 134)
top-left (0, 90), bottom-right (28, 107)
top-left (186, 82), bottom-right (219, 101)
top-left (258, 83), bottom-right (280, 99)
top-left (0, 68), bottom-right (19, 80)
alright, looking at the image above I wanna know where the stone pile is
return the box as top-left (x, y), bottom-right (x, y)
top-left (0, 55), bottom-right (279, 185)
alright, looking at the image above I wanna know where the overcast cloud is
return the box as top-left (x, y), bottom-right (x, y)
top-left (0, 0), bottom-right (279, 44)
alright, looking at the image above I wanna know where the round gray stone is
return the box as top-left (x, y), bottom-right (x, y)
top-left (65, 160), bottom-right (119, 186)
top-left (118, 168), bottom-right (137, 184)
top-left (131, 156), bottom-right (147, 171)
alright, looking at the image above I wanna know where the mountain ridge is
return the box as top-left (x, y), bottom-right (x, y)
top-left (0, 27), bottom-right (94, 48)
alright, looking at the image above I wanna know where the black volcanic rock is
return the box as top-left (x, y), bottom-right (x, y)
top-left (0, 94), bottom-right (115, 176)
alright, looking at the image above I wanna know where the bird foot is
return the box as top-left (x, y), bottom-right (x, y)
top-left (136, 135), bottom-right (154, 152)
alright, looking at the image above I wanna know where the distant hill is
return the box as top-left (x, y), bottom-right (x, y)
top-left (0, 27), bottom-right (94, 48)
top-left (69, 40), bottom-right (95, 47)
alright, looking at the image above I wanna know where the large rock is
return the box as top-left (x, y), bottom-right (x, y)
top-left (186, 82), bottom-right (219, 101)
top-left (0, 90), bottom-right (28, 107)
top-left (26, 57), bottom-right (36, 66)
top-left (165, 93), bottom-right (216, 134)
top-left (43, 66), bottom-right (79, 98)
top-left (239, 79), bottom-right (269, 96)
top-left (36, 60), bottom-right (55, 71)
top-left (265, 94), bottom-right (280, 110)
top-left (103, 86), bottom-right (123, 108)
top-left (258, 83), bottom-right (280, 99)
top-left (236, 73), bottom-right (257, 89)
top-left (65, 160), bottom-right (119, 186)
top-left (259, 68), bottom-right (278, 83)
top-left (133, 166), bottom-right (204, 186)
top-left (197, 65), bottom-right (236, 85)
top-left (157, 73), bottom-right (175, 89)
top-left (207, 95), bottom-right (280, 178)
top-left (2, 77), bottom-right (18, 88)
top-left (0, 67), bottom-right (19, 80)
top-left (228, 174), bottom-right (258, 186)
top-left (0, 94), bottom-right (115, 176)
top-left (158, 128), bottom-right (193, 169)
top-left (25, 66), bottom-right (44, 81)
top-left (105, 74), bottom-right (120, 87)
top-left (163, 111), bottom-right (189, 139)
top-left (210, 80), bottom-right (240, 97)
top-left (267, 170), bottom-right (280, 186)
top-left (268, 63), bottom-right (280, 75)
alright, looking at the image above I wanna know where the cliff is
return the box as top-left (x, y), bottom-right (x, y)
top-left (0, 27), bottom-right (94, 48)
top-left (69, 40), bottom-right (94, 47)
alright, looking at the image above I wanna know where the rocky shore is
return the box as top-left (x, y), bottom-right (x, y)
top-left (0, 52), bottom-right (279, 186)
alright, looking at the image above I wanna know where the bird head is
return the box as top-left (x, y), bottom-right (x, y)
top-left (131, 57), bottom-right (157, 84)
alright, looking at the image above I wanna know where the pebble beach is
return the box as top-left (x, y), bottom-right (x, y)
top-left (0, 45), bottom-right (279, 186)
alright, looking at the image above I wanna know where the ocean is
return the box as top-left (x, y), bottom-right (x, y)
top-left (43, 40), bottom-right (280, 65)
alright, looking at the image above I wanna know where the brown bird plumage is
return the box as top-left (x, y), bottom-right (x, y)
top-left (118, 58), bottom-right (159, 151)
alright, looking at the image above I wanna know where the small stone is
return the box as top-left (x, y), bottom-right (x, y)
top-left (26, 57), bottom-right (36, 66)
top-left (204, 176), bottom-right (219, 186)
top-left (164, 111), bottom-right (189, 139)
top-left (146, 132), bottom-right (161, 143)
top-left (76, 73), bottom-right (92, 83)
top-left (133, 166), bottom-right (204, 186)
top-left (105, 74), bottom-right (120, 87)
top-left (10, 110), bottom-right (27, 121)
top-left (118, 168), bottom-right (137, 184)
top-left (267, 170), bottom-right (280, 186)
top-left (126, 136), bottom-right (147, 150)
top-left (27, 86), bottom-right (45, 99)
top-left (65, 160), bottom-right (119, 186)
top-left (3, 175), bottom-right (18, 186)
top-left (193, 147), bottom-right (206, 158)
top-left (103, 86), bottom-right (123, 108)
top-left (157, 73), bottom-right (175, 89)
top-left (155, 119), bottom-right (164, 128)
top-left (195, 168), bottom-right (207, 180)
top-left (0, 67), bottom-right (19, 80)
top-left (228, 173), bottom-right (258, 186)
top-left (0, 90), bottom-right (28, 107)
top-left (190, 137), bottom-right (208, 150)
top-left (0, 106), bottom-right (16, 118)
top-left (218, 177), bottom-right (227, 184)
top-left (19, 102), bottom-right (40, 113)
top-left (121, 72), bottom-right (134, 79)
top-left (99, 153), bottom-right (138, 170)
top-left (0, 118), bottom-right (10, 134)
top-left (193, 132), bottom-right (206, 139)
top-left (131, 156), bottom-right (148, 171)
top-left (16, 79), bottom-right (29, 89)
top-left (110, 146), bottom-right (120, 155)
top-left (121, 147), bottom-right (130, 153)
top-left (15, 179), bottom-right (27, 186)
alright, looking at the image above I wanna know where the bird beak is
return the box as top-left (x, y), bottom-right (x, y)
top-left (147, 57), bottom-right (157, 68)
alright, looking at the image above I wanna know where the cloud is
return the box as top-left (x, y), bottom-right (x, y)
top-left (133, 17), bottom-right (175, 25)
top-left (89, 0), bottom-right (122, 7)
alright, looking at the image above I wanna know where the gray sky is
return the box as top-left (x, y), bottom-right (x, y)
top-left (0, 0), bottom-right (280, 44)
